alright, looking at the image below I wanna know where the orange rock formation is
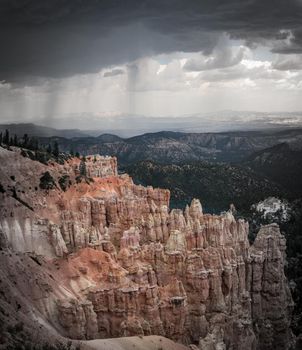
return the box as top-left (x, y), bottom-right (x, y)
top-left (0, 146), bottom-right (295, 350)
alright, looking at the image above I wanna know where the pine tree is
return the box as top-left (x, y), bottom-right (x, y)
top-left (13, 134), bottom-right (18, 147)
top-left (29, 137), bottom-right (38, 151)
top-left (34, 138), bottom-right (39, 151)
top-left (0, 132), bottom-right (2, 145)
top-left (75, 151), bottom-right (80, 158)
top-left (70, 148), bottom-right (74, 157)
top-left (46, 144), bottom-right (52, 154)
top-left (3, 129), bottom-right (9, 145)
top-left (79, 157), bottom-right (87, 177)
top-left (23, 134), bottom-right (29, 148)
top-left (53, 141), bottom-right (59, 158)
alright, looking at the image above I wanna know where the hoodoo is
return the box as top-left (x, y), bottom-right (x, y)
top-left (0, 146), bottom-right (295, 349)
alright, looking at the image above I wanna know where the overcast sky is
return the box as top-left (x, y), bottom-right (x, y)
top-left (1, 0), bottom-right (302, 126)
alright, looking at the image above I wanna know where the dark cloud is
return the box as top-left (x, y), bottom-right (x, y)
top-left (272, 30), bottom-right (302, 54)
top-left (184, 46), bottom-right (246, 71)
top-left (272, 55), bottom-right (302, 70)
top-left (103, 68), bottom-right (125, 77)
top-left (0, 0), bottom-right (302, 83)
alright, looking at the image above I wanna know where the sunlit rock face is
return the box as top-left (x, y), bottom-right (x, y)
top-left (0, 146), bottom-right (295, 349)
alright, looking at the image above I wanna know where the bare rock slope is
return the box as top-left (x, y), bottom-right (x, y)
top-left (0, 146), bottom-right (295, 349)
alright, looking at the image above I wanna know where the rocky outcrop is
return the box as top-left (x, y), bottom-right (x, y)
top-left (49, 206), bottom-right (293, 349)
top-left (57, 299), bottom-right (99, 340)
top-left (248, 224), bottom-right (295, 350)
top-left (0, 147), bottom-right (295, 349)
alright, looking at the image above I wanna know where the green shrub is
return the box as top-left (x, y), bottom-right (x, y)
top-left (39, 172), bottom-right (56, 190)
top-left (58, 175), bottom-right (70, 191)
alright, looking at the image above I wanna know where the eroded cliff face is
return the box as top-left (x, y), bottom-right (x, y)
top-left (0, 147), bottom-right (295, 349)
top-left (248, 224), bottom-right (294, 350)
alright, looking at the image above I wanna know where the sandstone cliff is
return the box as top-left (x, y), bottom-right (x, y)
top-left (0, 146), bottom-right (295, 349)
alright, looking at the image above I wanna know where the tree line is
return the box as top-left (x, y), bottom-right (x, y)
top-left (0, 130), bottom-right (90, 172)
top-left (0, 129), bottom-right (88, 162)
top-left (0, 129), bottom-right (68, 158)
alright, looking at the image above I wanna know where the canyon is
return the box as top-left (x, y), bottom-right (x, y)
top-left (0, 146), bottom-right (295, 350)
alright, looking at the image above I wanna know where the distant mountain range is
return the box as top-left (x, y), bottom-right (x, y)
top-left (31, 127), bottom-right (302, 164)
top-left (2, 110), bottom-right (302, 137)
top-left (2, 122), bottom-right (302, 164)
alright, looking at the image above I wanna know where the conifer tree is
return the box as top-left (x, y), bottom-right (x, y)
top-left (3, 129), bottom-right (9, 145)
top-left (13, 134), bottom-right (18, 146)
top-left (53, 141), bottom-right (59, 158)
top-left (23, 134), bottom-right (29, 148)
top-left (79, 157), bottom-right (87, 177)
top-left (29, 137), bottom-right (38, 151)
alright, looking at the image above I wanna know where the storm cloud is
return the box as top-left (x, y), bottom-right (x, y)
top-left (1, 0), bottom-right (302, 83)
top-left (103, 69), bottom-right (125, 77)
top-left (1, 0), bottom-right (302, 123)
top-left (184, 45), bottom-right (247, 71)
